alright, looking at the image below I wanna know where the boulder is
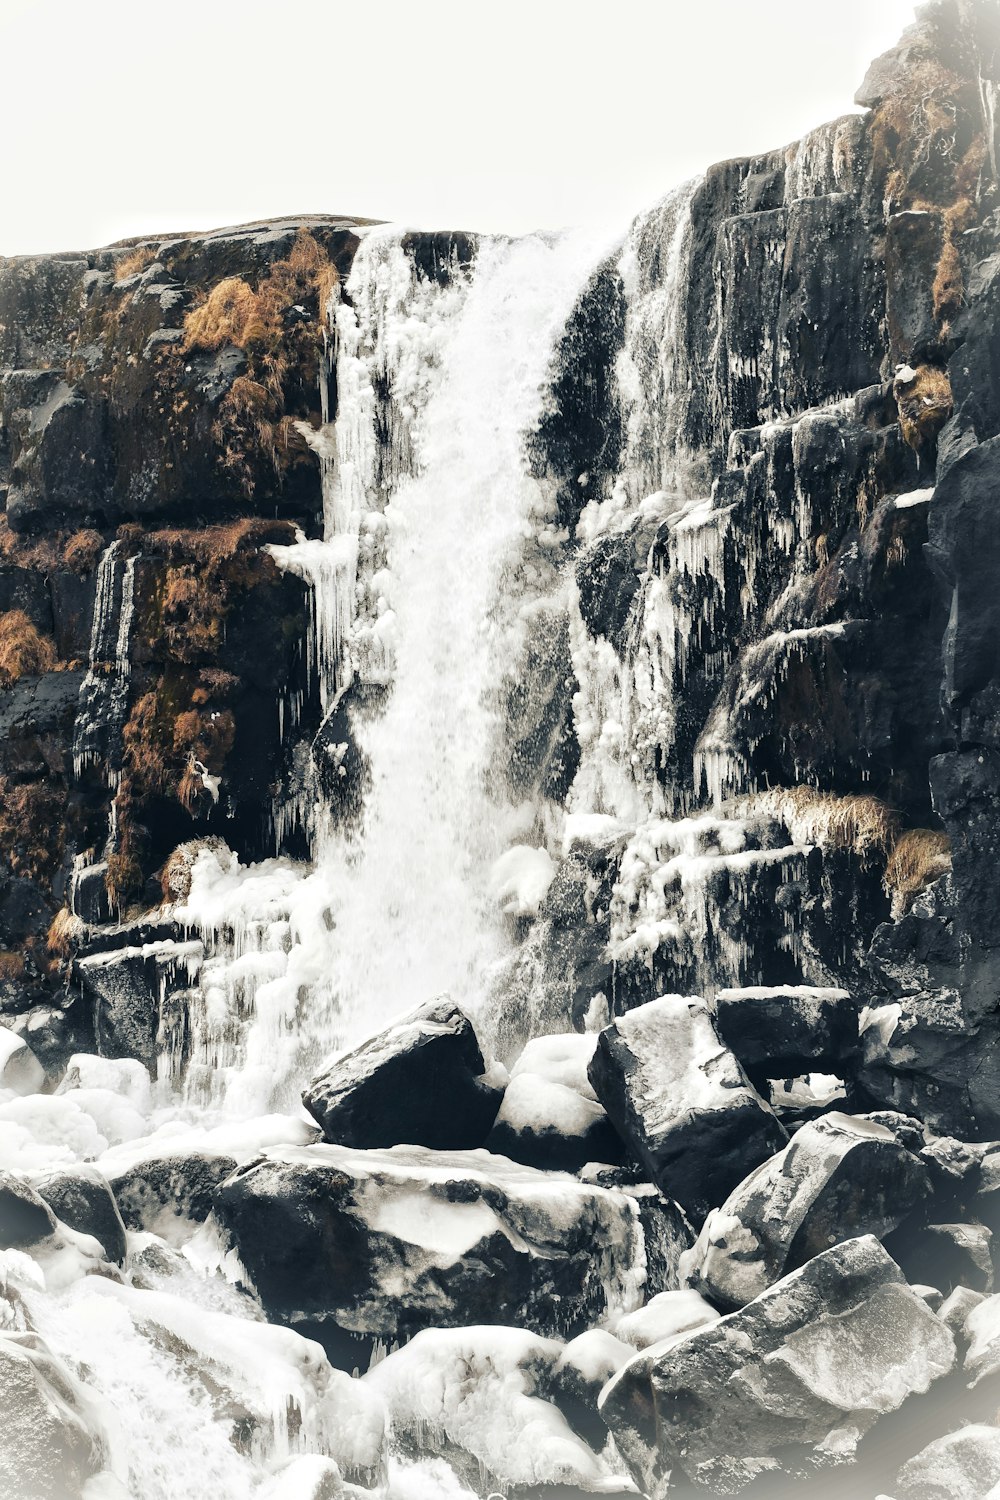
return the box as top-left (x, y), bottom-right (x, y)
top-left (0, 1170), bottom-right (57, 1249)
top-left (600, 1235), bottom-right (956, 1496)
top-left (256, 1457), bottom-right (345, 1500)
top-left (712, 984), bottom-right (858, 1085)
top-left (302, 997), bottom-right (503, 1152)
top-left (486, 1073), bottom-right (623, 1173)
top-left (681, 1112), bottom-right (931, 1308)
top-left (213, 1144), bottom-right (643, 1350)
top-left (0, 1024), bottom-right (45, 1095)
top-left (106, 1150), bottom-right (236, 1244)
top-left (0, 1330), bottom-right (108, 1500)
top-left (896, 1424), bottom-right (1000, 1500)
top-left (587, 995), bottom-right (786, 1221)
top-left (364, 1325), bottom-right (625, 1496)
top-left (32, 1165), bottom-right (128, 1264)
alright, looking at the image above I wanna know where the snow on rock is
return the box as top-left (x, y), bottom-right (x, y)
top-left (896, 1424), bottom-right (1000, 1500)
top-left (681, 1111), bottom-right (931, 1308)
top-left (256, 1455), bottom-right (345, 1499)
top-left (587, 995), bottom-right (786, 1221)
top-left (31, 1166), bottom-right (128, 1265)
top-left (0, 1093), bottom-right (113, 1172)
top-left (0, 1025), bottom-right (45, 1096)
top-left (486, 1072), bottom-right (623, 1173)
top-left (938, 1284), bottom-right (986, 1337)
top-left (302, 997), bottom-right (503, 1152)
top-left (547, 1328), bottom-right (633, 1450)
top-left (601, 1235), bottom-right (956, 1496)
top-left (510, 1032), bottom-right (600, 1100)
top-left (712, 985), bottom-right (858, 1085)
top-left (57, 1055), bottom-right (154, 1115)
top-left (214, 1143), bottom-right (645, 1344)
top-left (365, 1325), bottom-right (629, 1494)
top-left (611, 1288), bottom-right (720, 1351)
top-left (488, 844), bottom-right (557, 917)
top-left (0, 1327), bottom-right (111, 1499)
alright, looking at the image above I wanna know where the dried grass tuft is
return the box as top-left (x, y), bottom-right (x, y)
top-left (0, 611), bottom-right (57, 687)
top-left (47, 906), bottom-right (83, 959)
top-left (742, 785), bottom-right (900, 864)
top-left (883, 828), bottom-right (952, 917)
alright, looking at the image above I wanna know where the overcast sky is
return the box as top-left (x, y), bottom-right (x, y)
top-left (0, 0), bottom-right (918, 257)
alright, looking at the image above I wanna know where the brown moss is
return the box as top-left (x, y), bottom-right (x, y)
top-left (113, 245), bottom-right (157, 281)
top-left (180, 232), bottom-right (339, 495)
top-left (0, 951), bottom-right (25, 982)
top-left (0, 778), bottom-right (65, 882)
top-left (0, 612), bottom-right (57, 687)
top-left (62, 529), bottom-right (105, 575)
top-left (883, 828), bottom-right (952, 917)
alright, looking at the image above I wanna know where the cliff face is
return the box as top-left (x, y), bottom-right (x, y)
top-left (0, 6), bottom-right (998, 1115)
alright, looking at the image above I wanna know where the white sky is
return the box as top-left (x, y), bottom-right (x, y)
top-left (0, 0), bottom-right (918, 257)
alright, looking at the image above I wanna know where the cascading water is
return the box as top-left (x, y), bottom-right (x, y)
top-left (170, 223), bottom-right (619, 1117)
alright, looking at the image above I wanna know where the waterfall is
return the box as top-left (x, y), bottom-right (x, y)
top-left (73, 540), bottom-right (138, 784)
top-left (172, 223), bottom-right (617, 1113)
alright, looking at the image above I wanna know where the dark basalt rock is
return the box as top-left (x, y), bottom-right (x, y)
top-left (212, 1143), bottom-right (643, 1352)
top-left (896, 1424), bottom-right (1000, 1500)
top-left (588, 995), bottom-right (787, 1222)
top-left (31, 1165), bottom-right (128, 1263)
top-left (574, 529), bottom-right (641, 655)
top-left (0, 1171), bottom-right (57, 1249)
top-left (302, 996), bottom-right (503, 1152)
top-left (682, 1112), bottom-right (932, 1309)
top-left (712, 984), bottom-right (859, 1087)
top-left (601, 1235), bottom-right (956, 1497)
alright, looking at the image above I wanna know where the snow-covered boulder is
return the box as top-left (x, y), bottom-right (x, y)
top-left (600, 1235), bottom-right (956, 1496)
top-left (105, 1150), bottom-right (236, 1244)
top-left (365, 1325), bottom-right (627, 1495)
top-left (681, 1112), bottom-right (931, 1308)
top-left (587, 995), bottom-right (787, 1220)
top-left (896, 1424), bottom-right (1000, 1500)
top-left (0, 1024), bottom-right (45, 1096)
top-left (0, 1171), bottom-right (58, 1250)
top-left (612, 1288), bottom-right (720, 1351)
top-left (486, 1073), bottom-right (623, 1173)
top-left (256, 1455), bottom-right (345, 1499)
top-left (546, 1329), bottom-right (633, 1448)
top-left (213, 1144), bottom-right (644, 1345)
top-left (302, 997), bottom-right (503, 1152)
top-left (0, 1328), bottom-right (109, 1499)
top-left (712, 984), bottom-right (858, 1083)
top-left (32, 1166), bottom-right (128, 1264)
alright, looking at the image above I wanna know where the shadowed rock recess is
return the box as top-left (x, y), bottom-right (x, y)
top-left (3, 4), bottom-right (1000, 1498)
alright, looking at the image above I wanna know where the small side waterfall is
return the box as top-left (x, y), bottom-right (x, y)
top-left (73, 540), bottom-right (138, 784)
